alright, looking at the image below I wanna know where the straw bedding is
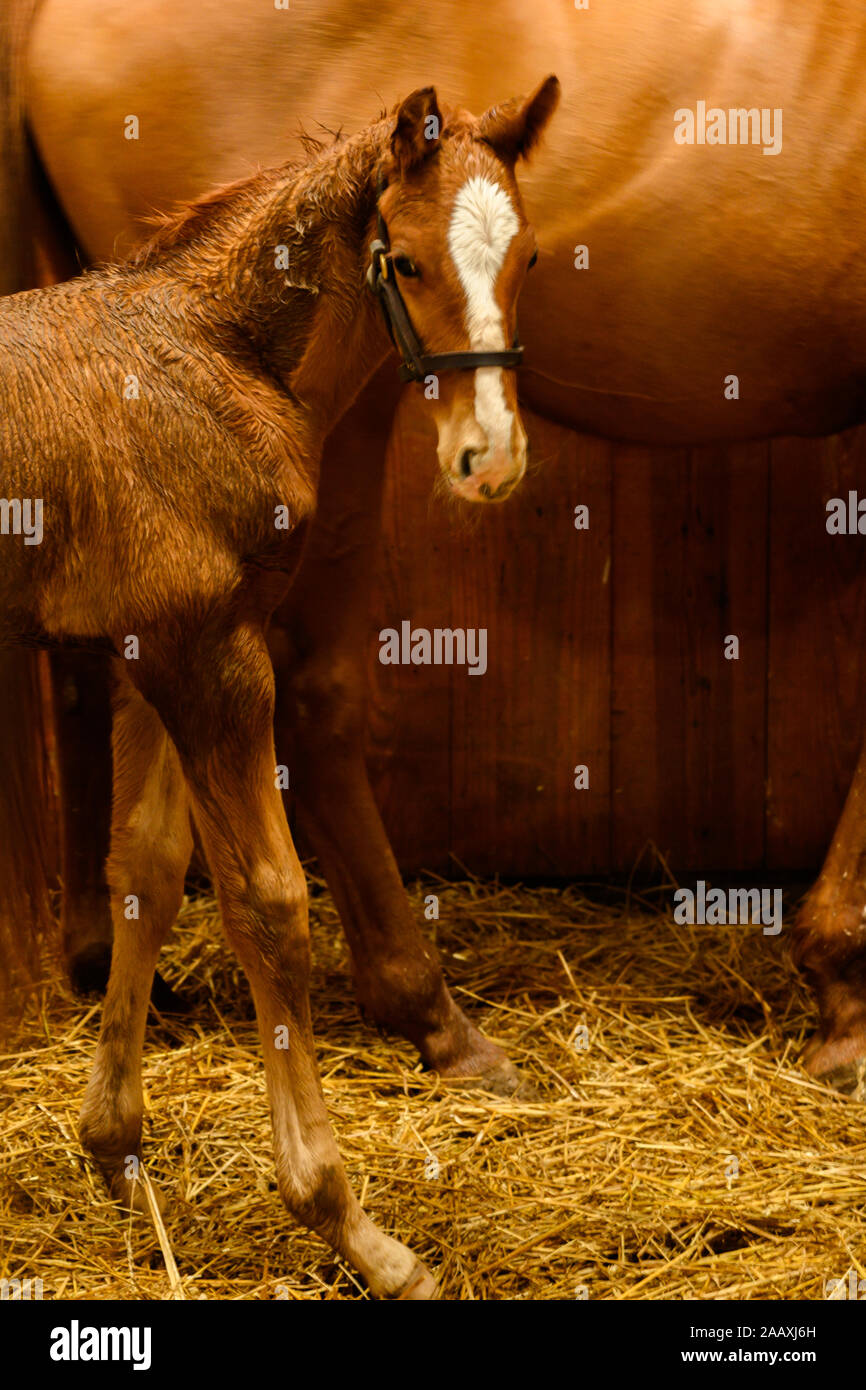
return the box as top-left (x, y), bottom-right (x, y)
top-left (2, 870), bottom-right (864, 1300)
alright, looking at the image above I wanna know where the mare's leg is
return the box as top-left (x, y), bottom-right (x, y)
top-left (49, 650), bottom-right (114, 991)
top-left (272, 373), bottom-right (522, 1093)
top-left (159, 624), bottom-right (433, 1298)
top-left (793, 730), bottom-right (866, 1094)
top-left (78, 673), bottom-right (193, 1210)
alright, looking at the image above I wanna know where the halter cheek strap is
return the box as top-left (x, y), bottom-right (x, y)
top-left (366, 174), bottom-right (524, 385)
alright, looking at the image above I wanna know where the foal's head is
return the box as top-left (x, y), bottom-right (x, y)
top-left (373, 76), bottom-right (559, 503)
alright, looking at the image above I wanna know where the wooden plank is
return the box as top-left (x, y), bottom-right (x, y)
top-left (767, 427), bottom-right (866, 869)
top-left (448, 415), bottom-right (612, 876)
top-left (612, 442), bottom-right (769, 872)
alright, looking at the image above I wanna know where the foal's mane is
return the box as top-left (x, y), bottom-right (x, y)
top-left (129, 123), bottom-right (379, 270)
top-left (130, 174), bottom-right (281, 265)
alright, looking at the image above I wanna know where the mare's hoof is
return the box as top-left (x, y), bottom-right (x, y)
top-left (390, 1261), bottom-right (438, 1300)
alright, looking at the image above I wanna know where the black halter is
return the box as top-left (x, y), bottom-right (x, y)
top-left (366, 173), bottom-right (524, 384)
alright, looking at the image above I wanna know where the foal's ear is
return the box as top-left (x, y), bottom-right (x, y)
top-left (480, 74), bottom-right (561, 162)
top-left (390, 86), bottom-right (443, 174)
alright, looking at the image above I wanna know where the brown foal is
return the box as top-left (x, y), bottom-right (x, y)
top-left (0, 78), bottom-right (559, 1296)
top-left (10, 0), bottom-right (866, 1100)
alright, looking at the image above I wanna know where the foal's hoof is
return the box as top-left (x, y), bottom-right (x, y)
top-left (109, 1171), bottom-right (168, 1219)
top-left (442, 1059), bottom-right (538, 1101)
top-left (390, 1261), bottom-right (438, 1300)
top-left (68, 943), bottom-right (113, 995)
top-left (804, 1033), bottom-right (866, 1101)
top-left (812, 1057), bottom-right (866, 1101)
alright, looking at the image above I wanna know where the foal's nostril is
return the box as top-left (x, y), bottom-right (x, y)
top-left (479, 483), bottom-right (492, 499)
top-left (458, 448), bottom-right (476, 479)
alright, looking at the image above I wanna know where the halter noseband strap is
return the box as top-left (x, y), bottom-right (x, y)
top-left (366, 171), bottom-right (524, 385)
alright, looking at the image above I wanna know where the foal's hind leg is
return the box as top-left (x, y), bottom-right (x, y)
top-left (78, 673), bottom-right (193, 1210)
top-left (163, 626), bottom-right (433, 1298)
top-left (271, 377), bottom-right (522, 1093)
top-left (50, 649), bottom-right (187, 1012)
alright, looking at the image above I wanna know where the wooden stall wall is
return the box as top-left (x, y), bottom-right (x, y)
top-left (363, 397), bottom-right (866, 877)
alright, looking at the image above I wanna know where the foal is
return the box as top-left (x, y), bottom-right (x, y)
top-left (0, 79), bottom-right (559, 1296)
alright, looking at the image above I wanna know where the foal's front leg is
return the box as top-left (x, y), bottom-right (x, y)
top-left (279, 655), bottom-right (521, 1091)
top-left (271, 377), bottom-right (523, 1094)
top-left (166, 626), bottom-right (434, 1299)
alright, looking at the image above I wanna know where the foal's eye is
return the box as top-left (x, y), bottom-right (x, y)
top-left (393, 254), bottom-right (419, 278)
top-left (527, 249), bottom-right (538, 270)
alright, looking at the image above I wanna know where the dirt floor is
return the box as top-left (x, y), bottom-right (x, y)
top-left (2, 873), bottom-right (865, 1300)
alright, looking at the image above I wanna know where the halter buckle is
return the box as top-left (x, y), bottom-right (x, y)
top-left (366, 239), bottom-right (390, 291)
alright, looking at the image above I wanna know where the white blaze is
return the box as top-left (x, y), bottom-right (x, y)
top-left (446, 175), bottom-right (519, 463)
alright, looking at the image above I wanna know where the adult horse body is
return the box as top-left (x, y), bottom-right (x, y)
top-left (5, 0), bottom-right (866, 1090)
top-left (0, 79), bottom-right (558, 1296)
top-left (24, 0), bottom-right (866, 443)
